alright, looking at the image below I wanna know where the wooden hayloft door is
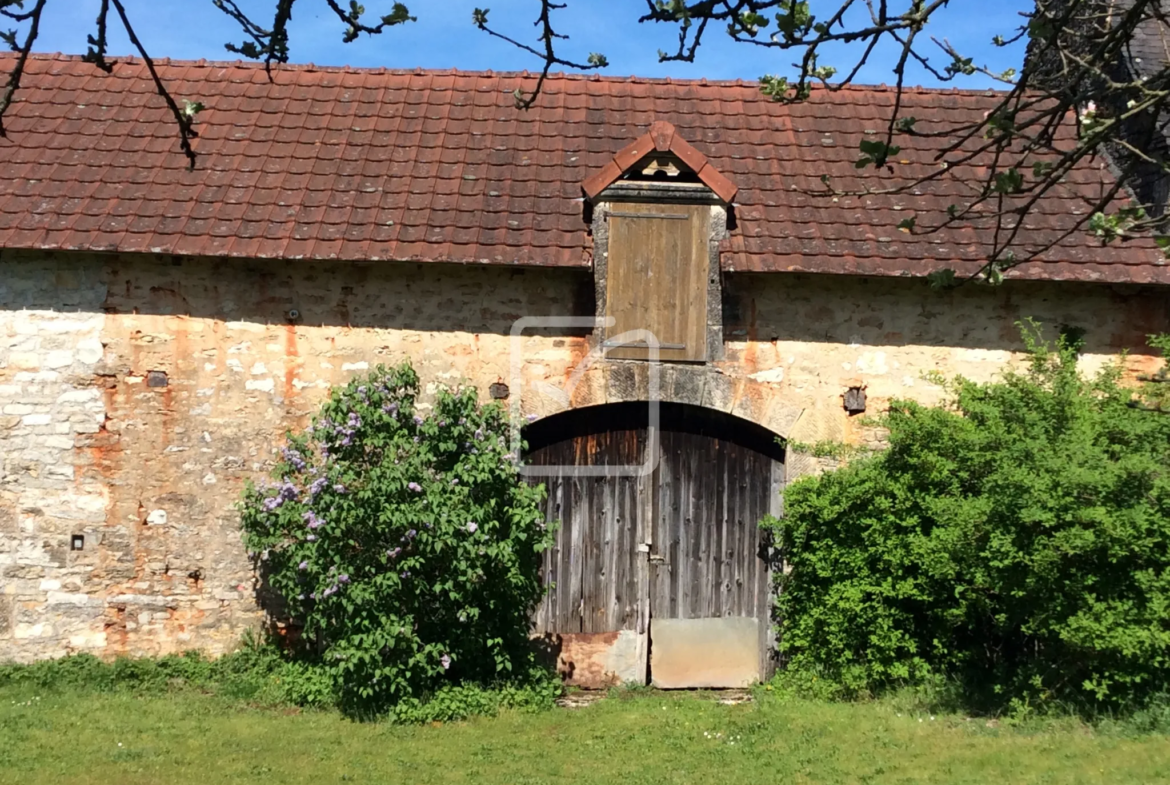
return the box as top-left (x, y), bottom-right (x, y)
top-left (525, 403), bottom-right (783, 689)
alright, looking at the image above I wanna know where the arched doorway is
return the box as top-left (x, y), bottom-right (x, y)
top-left (523, 402), bottom-right (784, 688)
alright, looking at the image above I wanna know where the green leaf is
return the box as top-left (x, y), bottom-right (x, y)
top-left (992, 167), bottom-right (1023, 194)
top-left (181, 100), bottom-right (206, 120)
top-left (926, 268), bottom-right (958, 288)
top-left (857, 139), bottom-right (901, 168)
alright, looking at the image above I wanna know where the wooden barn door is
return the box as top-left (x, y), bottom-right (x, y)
top-left (528, 427), bottom-right (652, 688)
top-left (525, 403), bottom-right (782, 689)
top-left (648, 430), bottom-right (782, 688)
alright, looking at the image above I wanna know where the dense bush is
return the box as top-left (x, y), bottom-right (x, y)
top-left (239, 362), bottom-right (555, 716)
top-left (767, 328), bottom-right (1170, 713)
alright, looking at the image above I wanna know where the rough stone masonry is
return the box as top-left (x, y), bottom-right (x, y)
top-left (1, 249), bottom-right (1166, 662)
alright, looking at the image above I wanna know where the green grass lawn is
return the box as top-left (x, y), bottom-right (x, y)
top-left (2, 687), bottom-right (1168, 785)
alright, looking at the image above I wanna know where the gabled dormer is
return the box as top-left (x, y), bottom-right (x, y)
top-left (583, 121), bottom-right (737, 363)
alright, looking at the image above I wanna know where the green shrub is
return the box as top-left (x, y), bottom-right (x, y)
top-left (239, 362), bottom-right (555, 716)
top-left (0, 635), bottom-right (557, 721)
top-left (767, 327), bottom-right (1170, 714)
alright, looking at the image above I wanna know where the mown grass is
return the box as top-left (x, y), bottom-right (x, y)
top-left (2, 685), bottom-right (1169, 785)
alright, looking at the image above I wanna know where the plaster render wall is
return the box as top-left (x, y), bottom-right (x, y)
top-left (1, 251), bottom-right (1165, 662)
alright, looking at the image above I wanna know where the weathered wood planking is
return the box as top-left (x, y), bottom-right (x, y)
top-left (604, 202), bottom-right (710, 362)
top-left (650, 429), bottom-right (775, 623)
top-left (524, 402), bottom-right (783, 686)
top-left (527, 429), bottom-right (647, 635)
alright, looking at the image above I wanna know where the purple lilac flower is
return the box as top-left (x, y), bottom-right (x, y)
top-left (282, 447), bottom-right (307, 472)
top-left (458, 418), bottom-right (466, 425)
top-left (474, 429), bottom-right (484, 440)
top-left (407, 482), bottom-right (422, 492)
top-left (467, 521), bottom-right (478, 533)
top-left (309, 592), bottom-right (317, 600)
top-left (307, 534), bottom-right (318, 542)
top-left (439, 420), bottom-right (446, 427)
top-left (413, 436), bottom-right (420, 443)
top-left (338, 574), bottom-right (350, 584)
top-left (323, 586), bottom-right (337, 597)
top-left (303, 510), bottom-right (324, 529)
top-left (400, 570), bottom-right (410, 578)
top-left (404, 529), bottom-right (417, 540)
top-left (451, 478), bottom-right (459, 486)
top-left (358, 386), bottom-right (367, 394)
top-left (440, 654), bottom-right (451, 670)
top-left (333, 483), bottom-right (346, 494)
top-left (263, 480), bottom-right (300, 511)
top-left (298, 560), bottom-right (308, 570)
top-left (309, 477), bottom-right (329, 496)
top-left (382, 402), bottom-right (398, 415)
top-left (347, 412), bottom-right (362, 427)
top-left (413, 415), bottom-right (424, 426)
top-left (387, 547), bottom-right (401, 559)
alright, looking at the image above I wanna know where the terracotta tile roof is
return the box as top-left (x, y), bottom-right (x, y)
top-left (0, 53), bottom-right (1167, 284)
top-left (582, 119), bottom-right (738, 202)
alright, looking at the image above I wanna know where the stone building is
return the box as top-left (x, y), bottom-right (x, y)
top-left (0, 55), bottom-right (1167, 683)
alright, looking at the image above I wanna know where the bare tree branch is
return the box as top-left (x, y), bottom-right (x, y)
top-left (109, 0), bottom-right (198, 169)
top-left (0, 0), bottom-right (46, 136)
top-left (474, 2), bottom-right (607, 109)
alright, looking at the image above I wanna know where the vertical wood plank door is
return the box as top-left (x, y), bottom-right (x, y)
top-left (527, 423), bottom-right (650, 689)
top-left (604, 203), bottom-right (711, 362)
top-left (649, 427), bottom-right (781, 688)
top-left (524, 402), bottom-right (782, 689)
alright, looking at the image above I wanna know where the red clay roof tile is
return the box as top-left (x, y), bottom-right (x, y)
top-left (0, 54), bottom-right (1166, 282)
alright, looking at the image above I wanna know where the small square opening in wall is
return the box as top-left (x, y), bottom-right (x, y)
top-left (844, 386), bottom-right (867, 414)
top-left (71, 534), bottom-right (85, 551)
top-left (147, 370), bottom-right (168, 388)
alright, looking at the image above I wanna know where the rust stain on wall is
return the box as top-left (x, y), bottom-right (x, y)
top-left (3, 253), bottom-right (1167, 664)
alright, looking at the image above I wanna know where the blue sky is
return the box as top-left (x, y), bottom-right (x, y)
top-left (32, 0), bottom-right (1029, 89)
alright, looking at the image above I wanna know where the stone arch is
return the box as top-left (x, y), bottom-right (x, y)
top-left (517, 358), bottom-right (797, 437)
top-left (516, 359), bottom-right (841, 481)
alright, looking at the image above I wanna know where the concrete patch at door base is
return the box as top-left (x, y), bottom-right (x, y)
top-left (534, 630), bottom-right (646, 689)
top-left (650, 617), bottom-right (760, 689)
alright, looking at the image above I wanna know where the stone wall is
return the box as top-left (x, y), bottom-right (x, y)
top-left (1, 250), bottom-right (1166, 662)
top-left (722, 273), bottom-right (1169, 457)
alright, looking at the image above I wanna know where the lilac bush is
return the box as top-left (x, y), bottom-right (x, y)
top-left (240, 362), bottom-right (552, 715)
